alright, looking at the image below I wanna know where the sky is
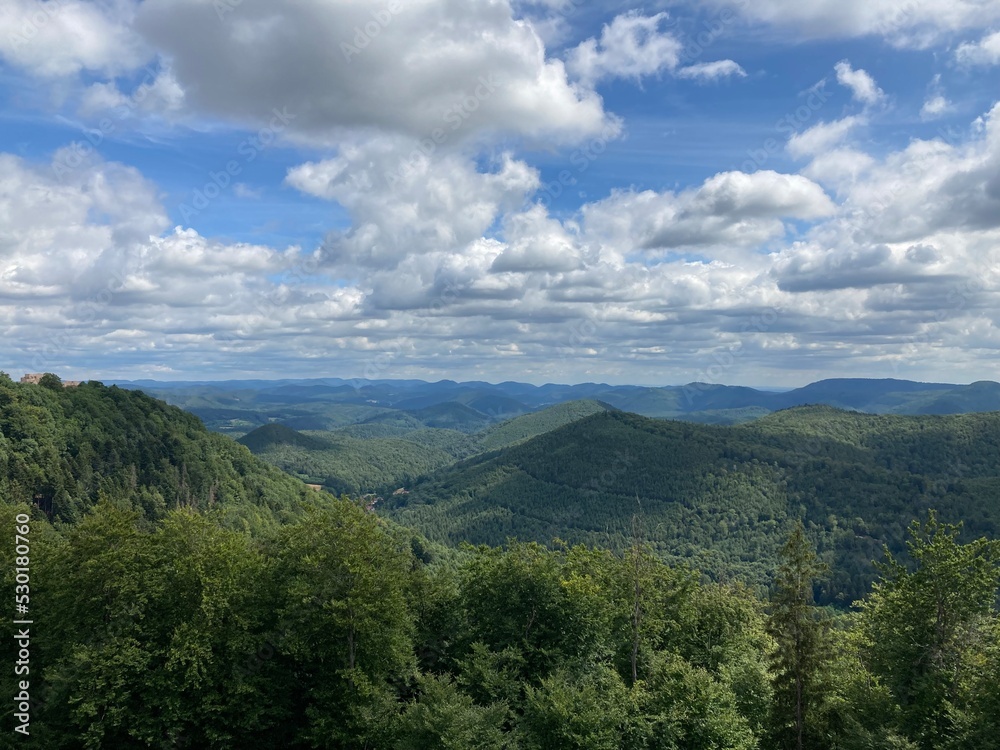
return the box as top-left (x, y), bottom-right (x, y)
top-left (2, 0), bottom-right (1000, 387)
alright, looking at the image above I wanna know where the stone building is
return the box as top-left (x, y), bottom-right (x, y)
top-left (20, 373), bottom-right (81, 387)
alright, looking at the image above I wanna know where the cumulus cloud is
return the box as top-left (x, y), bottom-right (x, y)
top-left (839, 102), bottom-right (1000, 241)
top-left (134, 0), bottom-right (612, 145)
top-left (286, 138), bottom-right (540, 270)
top-left (491, 206), bottom-right (585, 273)
top-left (0, 150), bottom-right (364, 377)
top-left (956, 30), bottom-right (1000, 66)
top-left (0, 0), bottom-right (148, 77)
top-left (565, 11), bottom-right (682, 85)
top-left (835, 60), bottom-right (885, 105)
top-left (801, 148), bottom-right (876, 190)
top-left (584, 170), bottom-right (835, 256)
top-left (0, 152), bottom-right (166, 290)
top-left (676, 60), bottom-right (748, 82)
top-left (6, 119), bottom-right (1000, 385)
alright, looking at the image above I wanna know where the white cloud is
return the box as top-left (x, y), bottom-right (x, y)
top-left (79, 68), bottom-right (184, 119)
top-left (787, 116), bottom-right (866, 159)
top-left (956, 30), bottom-right (1000, 66)
top-left (286, 138), bottom-right (540, 270)
top-left (834, 60), bottom-right (885, 105)
top-left (565, 11), bottom-right (682, 85)
top-left (491, 206), bottom-right (584, 273)
top-left (7, 116), bottom-right (1000, 386)
top-left (676, 60), bottom-right (748, 82)
top-left (839, 102), bottom-right (1000, 242)
top-left (921, 94), bottom-right (953, 120)
top-left (694, 0), bottom-right (1000, 47)
top-left (135, 0), bottom-right (613, 145)
top-left (801, 148), bottom-right (876, 189)
top-left (584, 170), bottom-right (835, 256)
top-left (0, 0), bottom-right (148, 77)
top-left (233, 183), bottom-right (263, 200)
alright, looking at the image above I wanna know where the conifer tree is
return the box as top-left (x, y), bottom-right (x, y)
top-left (767, 522), bottom-right (830, 750)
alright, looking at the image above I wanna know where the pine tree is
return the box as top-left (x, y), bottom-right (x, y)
top-left (767, 522), bottom-right (830, 750)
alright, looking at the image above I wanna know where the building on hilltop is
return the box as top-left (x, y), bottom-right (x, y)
top-left (20, 373), bottom-right (81, 388)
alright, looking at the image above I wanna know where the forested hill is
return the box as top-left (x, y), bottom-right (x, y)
top-left (0, 373), bottom-right (315, 529)
top-left (1, 373), bottom-right (998, 748)
top-left (382, 406), bottom-right (1000, 603)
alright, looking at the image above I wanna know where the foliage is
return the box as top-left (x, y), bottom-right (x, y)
top-left (0, 376), bottom-right (315, 529)
top-left (767, 522), bottom-right (831, 750)
top-left (384, 408), bottom-right (1000, 603)
top-left (3, 375), bottom-right (1000, 748)
top-left (859, 514), bottom-right (1000, 749)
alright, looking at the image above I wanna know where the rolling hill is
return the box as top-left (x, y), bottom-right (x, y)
top-left (381, 406), bottom-right (1000, 603)
top-left (475, 399), bottom-right (617, 452)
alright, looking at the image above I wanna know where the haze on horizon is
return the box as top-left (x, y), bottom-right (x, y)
top-left (3, 0), bottom-right (1000, 388)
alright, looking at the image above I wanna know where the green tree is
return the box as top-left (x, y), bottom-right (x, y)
top-left (38, 373), bottom-right (63, 390)
top-left (521, 664), bottom-right (630, 750)
top-left (34, 504), bottom-right (272, 748)
top-left (628, 651), bottom-right (757, 750)
top-left (860, 512), bottom-right (1000, 749)
top-left (458, 543), bottom-right (610, 689)
top-left (767, 522), bottom-right (830, 750)
top-left (273, 500), bottom-right (416, 748)
top-left (395, 674), bottom-right (511, 750)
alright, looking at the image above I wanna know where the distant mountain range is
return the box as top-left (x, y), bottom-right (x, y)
top-left (112, 377), bottom-right (1000, 433)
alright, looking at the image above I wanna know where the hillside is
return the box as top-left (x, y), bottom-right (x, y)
top-left (238, 401), bottom-right (624, 493)
top-left (475, 399), bottom-right (617, 451)
top-left (3, 375), bottom-right (998, 749)
top-left (237, 423), bottom-right (328, 452)
top-left (0, 373), bottom-right (315, 529)
top-left (239, 429), bottom-right (458, 495)
top-left (382, 407), bottom-right (1000, 602)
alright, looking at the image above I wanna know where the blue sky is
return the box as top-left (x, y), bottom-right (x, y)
top-left (2, 0), bottom-right (1000, 386)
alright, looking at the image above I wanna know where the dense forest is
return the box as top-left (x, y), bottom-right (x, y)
top-left (385, 408), bottom-right (1000, 603)
top-left (0, 373), bottom-right (315, 533)
top-left (2, 374), bottom-right (1000, 748)
top-left (2, 499), bottom-right (998, 749)
top-left (236, 400), bottom-right (615, 495)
